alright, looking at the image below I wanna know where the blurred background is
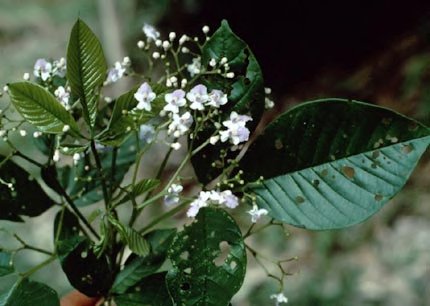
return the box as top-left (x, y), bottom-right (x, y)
top-left (1, 0), bottom-right (430, 305)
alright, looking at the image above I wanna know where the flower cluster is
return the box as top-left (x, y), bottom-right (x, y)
top-left (187, 190), bottom-right (239, 217)
top-left (105, 57), bottom-right (131, 84)
top-left (33, 57), bottom-right (67, 81)
top-left (270, 293), bottom-right (288, 305)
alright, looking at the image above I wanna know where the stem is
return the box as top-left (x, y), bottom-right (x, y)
top-left (14, 151), bottom-right (44, 168)
top-left (13, 234), bottom-right (54, 256)
top-left (90, 140), bottom-right (110, 207)
top-left (109, 147), bottom-right (118, 196)
top-left (138, 200), bottom-right (191, 234)
top-left (20, 256), bottom-right (56, 278)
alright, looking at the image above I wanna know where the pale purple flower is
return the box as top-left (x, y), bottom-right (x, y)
top-left (207, 89), bottom-right (228, 108)
top-left (142, 23), bottom-right (160, 41)
top-left (168, 112), bottom-right (193, 137)
top-left (106, 62), bottom-right (126, 84)
top-left (187, 57), bottom-right (201, 77)
top-left (164, 184), bottom-right (183, 206)
top-left (139, 124), bottom-right (155, 144)
top-left (270, 293), bottom-right (288, 306)
top-left (164, 89), bottom-right (187, 114)
top-left (248, 205), bottom-right (268, 223)
top-left (54, 86), bottom-right (70, 109)
top-left (187, 190), bottom-right (239, 218)
top-left (33, 58), bottom-right (52, 81)
top-left (220, 190), bottom-right (239, 209)
top-left (187, 199), bottom-right (207, 217)
top-left (134, 82), bottom-right (156, 111)
top-left (186, 84), bottom-right (209, 111)
top-left (219, 111), bottom-right (252, 145)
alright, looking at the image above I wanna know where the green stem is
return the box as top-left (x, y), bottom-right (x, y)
top-left (20, 256), bottom-right (56, 278)
top-left (13, 234), bottom-right (54, 256)
top-left (90, 140), bottom-right (110, 207)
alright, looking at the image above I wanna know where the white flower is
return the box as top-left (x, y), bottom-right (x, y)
top-left (164, 183), bottom-right (183, 206)
top-left (168, 111), bottom-right (193, 137)
top-left (139, 124), bottom-right (155, 144)
top-left (164, 89), bottom-right (187, 114)
top-left (187, 57), bottom-right (201, 77)
top-left (248, 205), bottom-right (268, 223)
top-left (53, 57), bottom-right (67, 77)
top-left (134, 82), bottom-right (156, 111)
top-left (270, 293), bottom-right (288, 305)
top-left (186, 84), bottom-right (209, 111)
top-left (220, 190), bottom-right (239, 209)
top-left (220, 112), bottom-right (252, 145)
top-left (33, 58), bottom-right (52, 81)
top-left (209, 135), bottom-right (219, 145)
top-left (187, 198), bottom-right (207, 217)
top-left (207, 89), bottom-right (228, 108)
top-left (142, 23), bottom-right (160, 41)
top-left (106, 61), bottom-right (126, 84)
top-left (54, 86), bottom-right (71, 109)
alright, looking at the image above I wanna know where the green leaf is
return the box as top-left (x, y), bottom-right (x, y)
top-left (58, 136), bottom-right (137, 206)
top-left (191, 20), bottom-right (265, 184)
top-left (98, 83), bottom-right (166, 146)
top-left (58, 238), bottom-right (113, 297)
top-left (108, 216), bottom-right (150, 257)
top-left (0, 278), bottom-right (59, 306)
top-left (166, 207), bottom-right (246, 306)
top-left (114, 272), bottom-right (173, 306)
top-left (7, 82), bottom-right (80, 135)
top-left (67, 18), bottom-right (107, 128)
top-left (53, 209), bottom-right (81, 248)
top-left (115, 179), bottom-right (160, 206)
top-left (112, 229), bottom-right (176, 294)
top-left (241, 99), bottom-right (430, 230)
top-left (0, 157), bottom-right (55, 221)
top-left (0, 251), bottom-right (14, 277)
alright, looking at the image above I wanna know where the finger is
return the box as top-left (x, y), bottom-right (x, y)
top-left (60, 290), bottom-right (100, 306)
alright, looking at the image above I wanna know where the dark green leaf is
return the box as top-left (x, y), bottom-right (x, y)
top-left (59, 238), bottom-right (113, 297)
top-left (108, 216), bottom-right (150, 257)
top-left (67, 19), bottom-right (107, 128)
top-left (58, 136), bottom-right (137, 206)
top-left (114, 272), bottom-right (173, 306)
top-left (115, 179), bottom-right (160, 206)
top-left (53, 209), bottom-right (81, 247)
top-left (191, 20), bottom-right (265, 184)
top-left (241, 99), bottom-right (430, 230)
top-left (166, 207), bottom-right (246, 306)
top-left (112, 229), bottom-right (176, 294)
top-left (0, 157), bottom-right (54, 221)
top-left (0, 252), bottom-right (14, 277)
top-left (0, 278), bottom-right (59, 306)
top-left (7, 82), bottom-right (80, 135)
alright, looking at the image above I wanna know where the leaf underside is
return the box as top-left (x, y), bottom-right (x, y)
top-left (241, 99), bottom-right (430, 230)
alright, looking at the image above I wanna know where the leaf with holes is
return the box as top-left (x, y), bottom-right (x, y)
top-left (190, 20), bottom-right (265, 184)
top-left (0, 278), bottom-right (59, 306)
top-left (166, 207), bottom-right (246, 306)
top-left (240, 99), bottom-right (430, 230)
top-left (114, 272), bottom-right (173, 306)
top-left (67, 18), bottom-right (107, 128)
top-left (58, 237), bottom-right (113, 297)
top-left (112, 229), bottom-right (176, 294)
top-left (7, 82), bottom-right (80, 135)
top-left (0, 251), bottom-right (14, 277)
top-left (0, 157), bottom-right (55, 221)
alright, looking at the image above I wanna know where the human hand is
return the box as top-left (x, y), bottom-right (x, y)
top-left (60, 290), bottom-right (101, 306)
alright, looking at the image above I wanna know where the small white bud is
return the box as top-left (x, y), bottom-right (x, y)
top-left (170, 76), bottom-right (178, 83)
top-left (62, 147), bottom-right (69, 152)
top-left (73, 153), bottom-right (81, 161)
top-left (33, 131), bottom-right (42, 138)
top-left (179, 34), bottom-right (188, 45)
top-left (23, 72), bottom-right (30, 81)
top-left (104, 96), bottom-right (113, 103)
top-left (202, 25), bottom-right (210, 34)
top-left (181, 47), bottom-right (189, 53)
top-left (3, 85), bottom-right (8, 93)
top-left (155, 39), bottom-right (162, 47)
top-left (137, 40), bottom-right (145, 49)
top-left (62, 125), bottom-right (70, 132)
top-left (181, 79), bottom-right (188, 88)
top-left (171, 142), bottom-right (181, 150)
top-left (265, 87), bottom-right (272, 94)
top-left (169, 32), bottom-right (176, 41)
top-left (162, 40), bottom-right (170, 50)
top-left (209, 58), bottom-right (217, 67)
top-left (173, 130), bottom-right (181, 138)
top-left (220, 57), bottom-right (228, 64)
top-left (226, 72), bottom-right (235, 79)
top-left (210, 135), bottom-right (219, 145)
top-left (19, 130), bottom-right (27, 137)
top-left (0, 130), bottom-right (6, 137)
top-left (122, 56), bottom-right (131, 66)
top-left (53, 150), bottom-right (60, 162)
top-left (166, 79), bottom-right (172, 87)
top-left (152, 52), bottom-right (160, 59)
